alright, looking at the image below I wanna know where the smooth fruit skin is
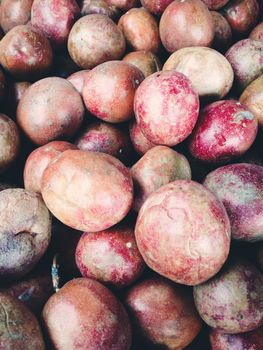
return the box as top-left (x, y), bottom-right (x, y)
top-left (0, 0), bottom-right (33, 33)
top-left (211, 11), bottom-right (232, 53)
top-left (204, 163), bottom-right (263, 241)
top-left (202, 0), bottom-right (229, 9)
top-left (189, 100), bottom-right (258, 163)
top-left (129, 120), bottom-right (155, 156)
top-left (250, 22), bottom-right (263, 41)
top-left (123, 51), bottom-right (162, 78)
top-left (140, 0), bottom-right (174, 15)
top-left (42, 278), bottom-right (132, 350)
top-left (67, 70), bottom-right (90, 94)
top-left (135, 180), bottom-right (231, 286)
top-left (194, 259), bottom-right (263, 334)
top-left (134, 70), bottom-right (199, 147)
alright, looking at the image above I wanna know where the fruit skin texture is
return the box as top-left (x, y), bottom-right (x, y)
top-left (189, 100), bottom-right (258, 163)
top-left (17, 77), bottom-right (84, 145)
top-left (0, 24), bottom-right (53, 81)
top-left (211, 11), bottom-right (232, 53)
top-left (250, 22), bottom-right (263, 41)
top-left (104, 0), bottom-right (137, 11)
top-left (82, 61), bottom-right (144, 123)
top-left (159, 0), bottom-right (214, 53)
top-left (210, 326), bottom-right (263, 350)
top-left (0, 0), bottom-right (33, 33)
top-left (140, 0), bottom-right (174, 15)
top-left (163, 46), bottom-right (233, 100)
top-left (202, 0), bottom-right (229, 9)
top-left (0, 292), bottom-right (45, 350)
top-left (118, 8), bottom-right (161, 54)
top-left (31, 0), bottom-right (80, 49)
top-left (0, 188), bottom-right (51, 281)
top-left (75, 225), bottom-right (145, 287)
top-left (68, 14), bottom-right (126, 69)
top-left (129, 120), bottom-right (155, 156)
top-left (240, 74), bottom-right (263, 126)
top-left (42, 278), bottom-right (132, 350)
top-left (194, 259), bottom-right (263, 334)
top-left (67, 69), bottom-right (90, 94)
top-left (126, 278), bottom-right (202, 349)
top-left (123, 51), bottom-right (162, 78)
top-left (135, 180), bottom-right (231, 286)
top-left (80, 0), bottom-right (120, 20)
top-left (131, 146), bottom-right (192, 212)
top-left (41, 149), bottom-right (133, 232)
top-left (204, 163), bottom-right (263, 241)
top-left (24, 141), bottom-right (77, 194)
top-left (226, 39), bottom-right (263, 92)
top-left (134, 70), bottom-right (199, 147)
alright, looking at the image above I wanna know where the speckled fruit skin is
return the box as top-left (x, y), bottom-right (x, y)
top-left (0, 24), bottom-right (53, 81)
top-left (0, 114), bottom-right (20, 173)
top-left (129, 120), bottom-right (155, 155)
top-left (75, 225), bottom-right (145, 287)
top-left (131, 146), bottom-right (192, 212)
top-left (67, 70), bottom-right (90, 94)
top-left (126, 278), bottom-right (202, 349)
top-left (210, 326), bottom-right (263, 349)
top-left (0, 292), bottom-right (45, 350)
top-left (202, 0), bottom-right (229, 9)
top-left (211, 11), bottom-right (232, 52)
top-left (250, 22), bottom-right (263, 41)
top-left (118, 8), bottom-right (160, 54)
top-left (240, 74), bottom-right (263, 126)
top-left (163, 47), bottom-right (233, 100)
top-left (226, 39), bottom-right (263, 92)
top-left (24, 141), bottom-right (77, 194)
top-left (0, 0), bottom-right (33, 33)
top-left (159, 0), bottom-right (214, 53)
top-left (189, 100), bottom-right (258, 163)
top-left (203, 163), bottom-right (263, 241)
top-left (104, 0), bottom-right (137, 11)
top-left (31, 0), bottom-right (80, 48)
top-left (223, 0), bottom-right (259, 34)
top-left (75, 122), bottom-right (132, 163)
top-left (81, 0), bottom-right (120, 20)
top-left (17, 77), bottom-right (84, 145)
top-left (0, 188), bottom-right (51, 281)
top-left (68, 14), bottom-right (126, 69)
top-left (140, 0), bottom-right (174, 15)
top-left (42, 278), bottom-right (132, 350)
top-left (83, 61), bottom-right (144, 123)
top-left (194, 259), bottom-right (263, 333)
top-left (41, 149), bottom-right (133, 232)
top-left (135, 180), bottom-right (231, 285)
top-left (123, 51), bottom-right (162, 78)
top-left (134, 71), bottom-right (199, 147)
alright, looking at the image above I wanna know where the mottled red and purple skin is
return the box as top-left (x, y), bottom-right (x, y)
top-left (223, 0), bottom-right (260, 34)
top-left (193, 259), bottom-right (263, 333)
top-left (42, 278), bottom-right (132, 350)
top-left (226, 39), bottom-right (263, 91)
top-left (159, 0), bottom-right (214, 52)
top-left (210, 326), bottom-right (263, 349)
top-left (134, 71), bottom-right (199, 147)
top-left (24, 141), bottom-right (77, 194)
top-left (31, 0), bottom-right (80, 49)
top-left (68, 14), bottom-right (126, 69)
top-left (83, 61), bottom-right (144, 123)
top-left (131, 145), bottom-right (192, 212)
top-left (104, 0), bottom-right (137, 11)
top-left (75, 121), bottom-right (133, 163)
top-left (0, 0), bottom-right (33, 33)
top-left (118, 8), bottom-right (161, 54)
top-left (67, 70), bottom-right (90, 94)
top-left (0, 114), bottom-right (20, 173)
top-left (0, 188), bottom-right (52, 281)
top-left (80, 0), bottom-right (120, 20)
top-left (129, 120), bottom-right (156, 155)
top-left (0, 293), bottom-right (45, 349)
top-left (211, 11), bottom-right (232, 52)
top-left (1, 271), bottom-right (53, 315)
top-left (135, 180), bottom-right (231, 286)
top-left (204, 163), bottom-right (263, 241)
top-left (41, 149), bottom-right (134, 232)
top-left (123, 51), bottom-right (162, 78)
top-left (17, 77), bottom-right (85, 145)
top-left (250, 22), bottom-right (263, 41)
top-left (140, 0), bottom-right (174, 15)
top-left (75, 225), bottom-right (145, 287)
top-left (126, 278), bottom-right (202, 349)
top-left (0, 24), bottom-right (53, 81)
top-left (202, 0), bottom-right (229, 9)
top-left (189, 100), bottom-right (258, 163)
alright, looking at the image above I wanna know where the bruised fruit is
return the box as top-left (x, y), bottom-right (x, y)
top-left (134, 70), bottom-right (199, 146)
top-left (135, 180), bottom-right (231, 285)
top-left (41, 149), bottom-right (133, 232)
top-left (129, 120), bottom-right (155, 156)
top-left (123, 51), bottom-right (162, 78)
top-left (42, 278), bottom-right (132, 350)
